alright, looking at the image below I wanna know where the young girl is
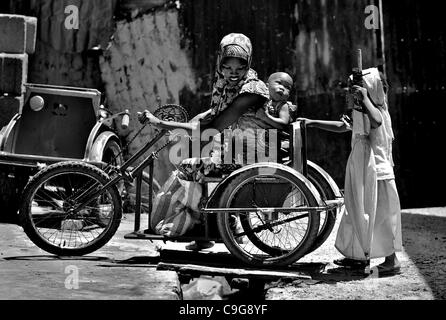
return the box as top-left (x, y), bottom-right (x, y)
top-left (299, 68), bottom-right (402, 275)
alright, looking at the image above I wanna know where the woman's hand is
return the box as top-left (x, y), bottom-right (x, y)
top-left (255, 107), bottom-right (268, 120)
top-left (191, 109), bottom-right (212, 123)
top-left (142, 110), bottom-right (162, 127)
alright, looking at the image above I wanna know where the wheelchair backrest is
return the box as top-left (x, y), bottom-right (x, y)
top-left (7, 84), bottom-right (100, 158)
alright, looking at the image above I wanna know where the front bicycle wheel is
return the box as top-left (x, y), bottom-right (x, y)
top-left (19, 161), bottom-right (122, 256)
top-left (217, 167), bottom-right (320, 267)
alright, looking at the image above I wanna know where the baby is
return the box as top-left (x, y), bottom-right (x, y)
top-left (264, 72), bottom-right (297, 125)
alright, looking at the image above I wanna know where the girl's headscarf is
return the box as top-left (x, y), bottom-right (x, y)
top-left (209, 33), bottom-right (265, 116)
top-left (362, 67), bottom-right (395, 140)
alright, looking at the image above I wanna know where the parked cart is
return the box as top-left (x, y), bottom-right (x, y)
top-left (0, 83), bottom-right (128, 222)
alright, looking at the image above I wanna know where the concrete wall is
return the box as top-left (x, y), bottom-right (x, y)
top-left (99, 7), bottom-right (197, 183)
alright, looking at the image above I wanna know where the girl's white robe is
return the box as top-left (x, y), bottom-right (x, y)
top-left (335, 68), bottom-right (402, 260)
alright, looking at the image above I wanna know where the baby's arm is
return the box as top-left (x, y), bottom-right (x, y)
top-left (265, 104), bottom-right (290, 125)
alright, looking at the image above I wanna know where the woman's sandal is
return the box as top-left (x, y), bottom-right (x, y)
top-left (333, 258), bottom-right (369, 269)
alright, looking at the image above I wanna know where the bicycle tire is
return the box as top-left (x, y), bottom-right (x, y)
top-left (19, 161), bottom-right (122, 256)
top-left (217, 167), bottom-right (320, 267)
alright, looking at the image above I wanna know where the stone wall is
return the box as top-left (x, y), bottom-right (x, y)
top-left (99, 6), bottom-right (197, 183)
top-left (2, 0), bottom-right (118, 89)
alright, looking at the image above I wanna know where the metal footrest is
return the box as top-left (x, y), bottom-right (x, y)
top-left (124, 230), bottom-right (166, 240)
top-left (124, 230), bottom-right (217, 242)
top-left (324, 198), bottom-right (344, 210)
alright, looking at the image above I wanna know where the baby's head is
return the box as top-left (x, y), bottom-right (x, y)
top-left (267, 72), bottom-right (293, 102)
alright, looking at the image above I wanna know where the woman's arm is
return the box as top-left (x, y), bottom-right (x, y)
top-left (143, 93), bottom-right (266, 134)
top-left (191, 109), bottom-right (212, 122)
top-left (142, 113), bottom-right (200, 132)
top-left (202, 93), bottom-right (266, 131)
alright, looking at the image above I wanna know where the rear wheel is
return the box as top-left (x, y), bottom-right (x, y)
top-left (217, 167), bottom-right (320, 267)
top-left (19, 161), bottom-right (122, 256)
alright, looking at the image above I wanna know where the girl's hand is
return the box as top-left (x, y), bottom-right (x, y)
top-left (296, 117), bottom-right (310, 122)
top-left (296, 117), bottom-right (313, 126)
top-left (350, 85), bottom-right (368, 101)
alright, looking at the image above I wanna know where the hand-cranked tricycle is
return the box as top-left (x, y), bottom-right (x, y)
top-left (18, 104), bottom-right (344, 268)
top-left (0, 83), bottom-right (129, 222)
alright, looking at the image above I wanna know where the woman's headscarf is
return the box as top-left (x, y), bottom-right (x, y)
top-left (209, 33), bottom-right (266, 116)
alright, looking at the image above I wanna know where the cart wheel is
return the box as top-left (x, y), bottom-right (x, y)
top-left (306, 163), bottom-right (339, 254)
top-left (217, 167), bottom-right (320, 267)
top-left (19, 161), bottom-right (122, 256)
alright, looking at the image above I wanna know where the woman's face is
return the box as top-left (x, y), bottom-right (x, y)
top-left (220, 57), bottom-right (248, 86)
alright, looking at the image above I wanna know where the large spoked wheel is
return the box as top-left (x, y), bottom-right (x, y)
top-left (19, 161), bottom-right (122, 256)
top-left (217, 167), bottom-right (320, 267)
top-left (306, 164), bottom-right (339, 254)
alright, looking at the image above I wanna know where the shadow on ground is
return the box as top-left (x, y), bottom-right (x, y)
top-left (3, 255), bottom-right (113, 262)
top-left (401, 211), bottom-right (446, 300)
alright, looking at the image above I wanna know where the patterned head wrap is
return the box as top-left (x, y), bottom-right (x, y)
top-left (209, 33), bottom-right (265, 116)
top-left (217, 33), bottom-right (252, 72)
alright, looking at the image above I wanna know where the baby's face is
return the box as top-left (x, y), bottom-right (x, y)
top-left (268, 73), bottom-right (293, 102)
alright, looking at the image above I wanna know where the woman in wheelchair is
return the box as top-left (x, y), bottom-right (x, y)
top-left (143, 33), bottom-right (298, 250)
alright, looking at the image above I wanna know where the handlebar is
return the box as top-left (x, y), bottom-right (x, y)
top-left (98, 106), bottom-right (131, 129)
top-left (121, 110), bottom-right (130, 129)
top-left (137, 111), bottom-right (148, 125)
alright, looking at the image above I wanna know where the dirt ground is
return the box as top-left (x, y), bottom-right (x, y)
top-left (265, 207), bottom-right (446, 300)
top-left (0, 208), bottom-right (444, 300)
